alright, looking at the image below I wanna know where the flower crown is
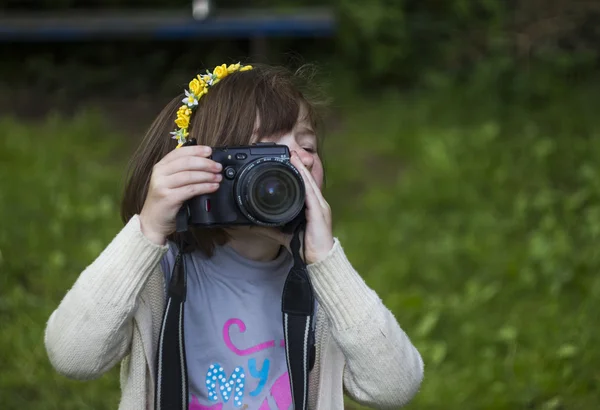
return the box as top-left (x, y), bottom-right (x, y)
top-left (171, 62), bottom-right (253, 148)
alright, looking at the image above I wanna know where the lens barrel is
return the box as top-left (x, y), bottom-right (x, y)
top-left (235, 158), bottom-right (305, 226)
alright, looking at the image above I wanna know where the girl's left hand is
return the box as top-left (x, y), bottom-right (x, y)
top-left (290, 151), bottom-right (334, 265)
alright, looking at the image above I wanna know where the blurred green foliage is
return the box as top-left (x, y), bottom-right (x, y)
top-left (334, 0), bottom-right (599, 88)
top-left (329, 82), bottom-right (600, 409)
top-left (2, 79), bottom-right (600, 408)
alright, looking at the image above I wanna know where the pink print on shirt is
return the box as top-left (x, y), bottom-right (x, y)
top-left (223, 319), bottom-right (286, 355)
top-left (191, 318), bottom-right (292, 409)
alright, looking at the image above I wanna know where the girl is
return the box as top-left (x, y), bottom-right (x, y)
top-left (45, 63), bottom-right (424, 410)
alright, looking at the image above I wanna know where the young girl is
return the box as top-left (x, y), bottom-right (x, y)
top-left (45, 63), bottom-right (424, 410)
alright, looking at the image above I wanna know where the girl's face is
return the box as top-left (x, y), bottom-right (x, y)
top-left (226, 105), bottom-right (324, 256)
top-left (254, 106), bottom-right (324, 190)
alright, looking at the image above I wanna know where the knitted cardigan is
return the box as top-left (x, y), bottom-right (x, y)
top-left (44, 215), bottom-right (424, 409)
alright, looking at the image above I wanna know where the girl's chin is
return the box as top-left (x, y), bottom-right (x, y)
top-left (226, 225), bottom-right (284, 238)
top-left (227, 225), bottom-right (284, 233)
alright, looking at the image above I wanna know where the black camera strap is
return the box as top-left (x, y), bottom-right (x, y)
top-left (154, 234), bottom-right (189, 410)
top-left (281, 219), bottom-right (316, 410)
top-left (154, 218), bottom-right (315, 410)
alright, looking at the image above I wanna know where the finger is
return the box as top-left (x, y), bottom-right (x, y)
top-left (303, 166), bottom-right (328, 210)
top-left (170, 182), bottom-right (220, 204)
top-left (291, 154), bottom-right (322, 215)
top-left (291, 153), bottom-right (328, 211)
top-left (165, 170), bottom-right (222, 189)
top-left (160, 145), bottom-right (213, 166)
top-left (161, 155), bottom-right (222, 176)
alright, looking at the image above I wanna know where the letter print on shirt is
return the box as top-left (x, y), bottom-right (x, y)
top-left (190, 317), bottom-right (292, 409)
top-left (205, 364), bottom-right (245, 405)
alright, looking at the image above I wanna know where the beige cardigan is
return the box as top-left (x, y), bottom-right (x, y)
top-left (44, 215), bottom-right (423, 409)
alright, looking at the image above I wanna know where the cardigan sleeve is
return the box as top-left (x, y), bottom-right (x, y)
top-left (307, 239), bottom-right (424, 409)
top-left (44, 214), bottom-right (168, 380)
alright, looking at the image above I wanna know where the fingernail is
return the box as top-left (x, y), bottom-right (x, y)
top-left (215, 173), bottom-right (223, 181)
top-left (215, 163), bottom-right (223, 171)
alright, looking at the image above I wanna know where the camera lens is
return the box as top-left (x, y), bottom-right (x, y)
top-left (254, 172), bottom-right (293, 212)
top-left (236, 160), bottom-right (305, 225)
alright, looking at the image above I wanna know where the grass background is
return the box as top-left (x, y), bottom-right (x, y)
top-left (2, 80), bottom-right (600, 409)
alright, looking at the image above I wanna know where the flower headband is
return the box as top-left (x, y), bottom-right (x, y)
top-left (171, 62), bottom-right (253, 148)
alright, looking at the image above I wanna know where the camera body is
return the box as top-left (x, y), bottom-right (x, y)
top-left (176, 140), bottom-right (306, 232)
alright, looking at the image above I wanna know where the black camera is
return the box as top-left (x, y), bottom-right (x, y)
top-left (176, 139), bottom-right (306, 232)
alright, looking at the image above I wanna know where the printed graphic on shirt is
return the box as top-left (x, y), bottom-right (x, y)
top-left (189, 317), bottom-right (292, 410)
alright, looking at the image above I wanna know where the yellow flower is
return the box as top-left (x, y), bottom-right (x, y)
top-left (196, 75), bottom-right (208, 86)
top-left (170, 64), bottom-right (255, 149)
top-left (175, 116), bottom-right (189, 129)
top-left (195, 87), bottom-right (208, 102)
top-left (227, 63), bottom-right (241, 73)
top-left (177, 105), bottom-right (192, 117)
top-left (189, 78), bottom-right (206, 96)
top-left (175, 106), bottom-right (192, 129)
top-left (213, 64), bottom-right (228, 79)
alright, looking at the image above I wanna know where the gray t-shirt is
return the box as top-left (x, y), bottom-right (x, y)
top-left (161, 241), bottom-right (294, 410)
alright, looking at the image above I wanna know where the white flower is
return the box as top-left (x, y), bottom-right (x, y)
top-left (202, 71), bottom-right (216, 86)
top-left (182, 90), bottom-right (198, 107)
top-left (170, 129), bottom-right (188, 145)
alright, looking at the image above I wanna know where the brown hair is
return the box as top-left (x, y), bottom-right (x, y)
top-left (121, 63), bottom-right (328, 256)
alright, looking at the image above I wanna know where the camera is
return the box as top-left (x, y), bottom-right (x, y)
top-left (176, 139), bottom-right (306, 232)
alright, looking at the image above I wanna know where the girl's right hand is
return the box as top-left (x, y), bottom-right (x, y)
top-left (139, 145), bottom-right (223, 245)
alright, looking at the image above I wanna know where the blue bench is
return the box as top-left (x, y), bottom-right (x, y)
top-left (0, 8), bottom-right (336, 41)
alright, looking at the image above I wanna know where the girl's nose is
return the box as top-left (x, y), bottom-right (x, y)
top-left (289, 143), bottom-right (314, 171)
top-left (296, 148), bottom-right (314, 171)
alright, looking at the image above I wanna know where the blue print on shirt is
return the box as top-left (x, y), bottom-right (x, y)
top-left (248, 358), bottom-right (270, 397)
top-left (205, 363), bottom-right (246, 407)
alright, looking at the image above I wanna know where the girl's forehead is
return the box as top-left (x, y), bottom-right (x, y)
top-left (253, 102), bottom-right (312, 126)
top-left (251, 105), bottom-right (315, 142)
top-left (295, 114), bottom-right (315, 134)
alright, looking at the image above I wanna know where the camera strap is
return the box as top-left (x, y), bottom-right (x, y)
top-left (154, 235), bottom-right (189, 410)
top-left (154, 220), bottom-right (315, 410)
top-left (281, 219), bottom-right (316, 410)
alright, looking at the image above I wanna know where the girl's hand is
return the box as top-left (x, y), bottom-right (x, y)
top-left (290, 151), bottom-right (334, 264)
top-left (139, 146), bottom-right (223, 245)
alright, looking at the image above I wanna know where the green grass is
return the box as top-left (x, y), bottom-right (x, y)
top-left (0, 112), bottom-right (126, 409)
top-left (2, 83), bottom-right (600, 409)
